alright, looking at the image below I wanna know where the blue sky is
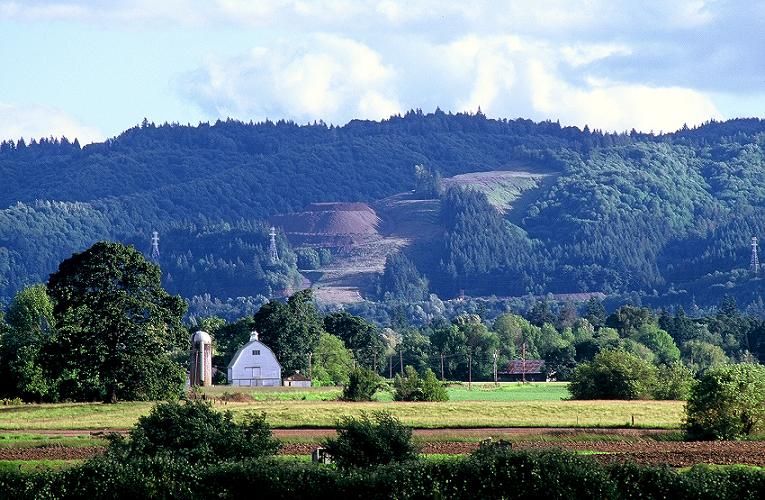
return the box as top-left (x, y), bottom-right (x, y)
top-left (1, 0), bottom-right (764, 144)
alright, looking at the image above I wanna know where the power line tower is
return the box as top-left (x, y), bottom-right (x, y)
top-left (269, 226), bottom-right (280, 263)
top-left (752, 236), bottom-right (760, 274)
top-left (150, 231), bottom-right (160, 263)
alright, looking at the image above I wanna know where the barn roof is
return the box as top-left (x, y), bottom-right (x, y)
top-left (227, 339), bottom-right (282, 371)
top-left (499, 360), bottom-right (545, 375)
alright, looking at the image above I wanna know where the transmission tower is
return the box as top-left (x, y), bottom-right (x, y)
top-left (269, 226), bottom-right (280, 263)
top-left (150, 231), bottom-right (160, 262)
top-left (752, 236), bottom-right (760, 274)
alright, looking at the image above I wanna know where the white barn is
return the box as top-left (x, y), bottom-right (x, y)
top-left (228, 331), bottom-right (282, 387)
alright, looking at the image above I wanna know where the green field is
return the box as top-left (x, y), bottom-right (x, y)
top-left (200, 382), bottom-right (570, 403)
top-left (0, 383), bottom-right (684, 431)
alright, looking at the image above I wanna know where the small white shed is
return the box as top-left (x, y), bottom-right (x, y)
top-left (228, 331), bottom-right (282, 387)
top-left (283, 371), bottom-right (311, 388)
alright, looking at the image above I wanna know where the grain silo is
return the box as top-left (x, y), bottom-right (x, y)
top-left (189, 330), bottom-right (213, 386)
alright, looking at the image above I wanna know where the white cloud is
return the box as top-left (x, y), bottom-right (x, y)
top-left (179, 34), bottom-right (401, 123)
top-left (431, 35), bottom-right (722, 132)
top-left (179, 32), bottom-right (721, 132)
top-left (0, 103), bottom-right (104, 144)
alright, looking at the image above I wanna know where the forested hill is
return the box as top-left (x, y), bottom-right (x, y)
top-left (2, 111), bottom-right (765, 310)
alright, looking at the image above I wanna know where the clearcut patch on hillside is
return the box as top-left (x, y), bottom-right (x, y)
top-left (275, 167), bottom-right (554, 304)
top-left (441, 169), bottom-right (555, 213)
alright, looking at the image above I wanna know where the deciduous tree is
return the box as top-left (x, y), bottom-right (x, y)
top-left (46, 242), bottom-right (187, 402)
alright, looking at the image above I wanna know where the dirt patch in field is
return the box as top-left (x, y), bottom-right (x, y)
top-left (0, 446), bottom-right (104, 461)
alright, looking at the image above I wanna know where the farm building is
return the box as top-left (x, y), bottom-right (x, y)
top-left (498, 360), bottom-right (550, 382)
top-left (283, 371), bottom-right (311, 387)
top-left (228, 330), bottom-right (282, 387)
top-left (189, 330), bottom-right (213, 386)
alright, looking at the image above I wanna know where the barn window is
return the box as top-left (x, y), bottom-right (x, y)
top-left (252, 349), bottom-right (261, 355)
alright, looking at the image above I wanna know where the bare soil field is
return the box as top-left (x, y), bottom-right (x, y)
top-left (6, 430), bottom-right (765, 468)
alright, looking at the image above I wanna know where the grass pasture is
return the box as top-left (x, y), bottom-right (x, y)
top-left (0, 382), bottom-right (683, 431)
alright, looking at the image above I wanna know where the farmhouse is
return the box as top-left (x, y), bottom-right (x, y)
top-left (498, 360), bottom-right (550, 382)
top-left (228, 330), bottom-right (282, 386)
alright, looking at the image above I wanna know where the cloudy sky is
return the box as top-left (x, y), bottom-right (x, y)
top-left (1, 0), bottom-right (763, 144)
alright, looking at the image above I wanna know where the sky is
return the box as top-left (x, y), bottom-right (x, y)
top-left (1, 0), bottom-right (764, 144)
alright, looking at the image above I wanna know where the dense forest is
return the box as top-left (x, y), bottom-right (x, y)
top-left (2, 111), bottom-right (765, 311)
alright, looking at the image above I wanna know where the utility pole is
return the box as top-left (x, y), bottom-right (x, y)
top-left (307, 352), bottom-right (313, 380)
top-left (389, 355), bottom-right (393, 379)
top-left (468, 349), bottom-right (472, 391)
top-left (493, 350), bottom-right (499, 386)
top-left (440, 352), bottom-right (445, 381)
top-left (399, 348), bottom-right (403, 375)
top-left (521, 342), bottom-right (527, 384)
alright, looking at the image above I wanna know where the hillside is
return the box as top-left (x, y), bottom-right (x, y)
top-left (2, 112), bottom-right (765, 310)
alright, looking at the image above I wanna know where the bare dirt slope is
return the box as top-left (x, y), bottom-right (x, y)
top-left (282, 167), bottom-right (554, 304)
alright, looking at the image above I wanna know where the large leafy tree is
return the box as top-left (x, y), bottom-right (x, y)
top-left (46, 241), bottom-right (187, 403)
top-left (323, 312), bottom-right (385, 370)
top-left (253, 289), bottom-right (322, 374)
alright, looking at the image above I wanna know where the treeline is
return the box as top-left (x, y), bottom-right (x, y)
top-left (3, 112), bottom-right (765, 307)
top-left (197, 290), bottom-right (765, 391)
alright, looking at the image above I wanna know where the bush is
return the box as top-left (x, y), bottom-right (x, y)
top-left (568, 349), bottom-right (658, 400)
top-left (393, 366), bottom-right (448, 401)
top-left (684, 363), bottom-right (765, 440)
top-left (342, 366), bottom-right (383, 401)
top-left (322, 411), bottom-right (418, 468)
top-left (107, 399), bottom-right (280, 464)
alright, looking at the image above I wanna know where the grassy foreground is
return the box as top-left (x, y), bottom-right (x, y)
top-left (0, 382), bottom-right (684, 430)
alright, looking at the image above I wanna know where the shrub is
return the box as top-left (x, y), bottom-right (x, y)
top-left (684, 363), bottom-right (765, 440)
top-left (421, 368), bottom-right (449, 401)
top-left (393, 366), bottom-right (448, 401)
top-left (107, 399), bottom-right (280, 464)
top-left (322, 411), bottom-right (418, 468)
top-left (393, 366), bottom-right (423, 401)
top-left (568, 348), bottom-right (658, 400)
top-left (342, 366), bottom-right (383, 401)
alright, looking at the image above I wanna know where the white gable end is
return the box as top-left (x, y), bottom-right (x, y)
top-left (227, 339), bottom-right (282, 387)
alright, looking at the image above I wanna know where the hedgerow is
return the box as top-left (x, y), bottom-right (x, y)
top-left (1, 448), bottom-right (764, 499)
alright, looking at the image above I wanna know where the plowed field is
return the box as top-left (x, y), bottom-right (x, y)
top-left (4, 428), bottom-right (765, 468)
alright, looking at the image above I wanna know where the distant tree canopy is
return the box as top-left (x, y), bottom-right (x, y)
top-left (378, 253), bottom-right (429, 302)
top-left (3, 114), bottom-right (765, 309)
